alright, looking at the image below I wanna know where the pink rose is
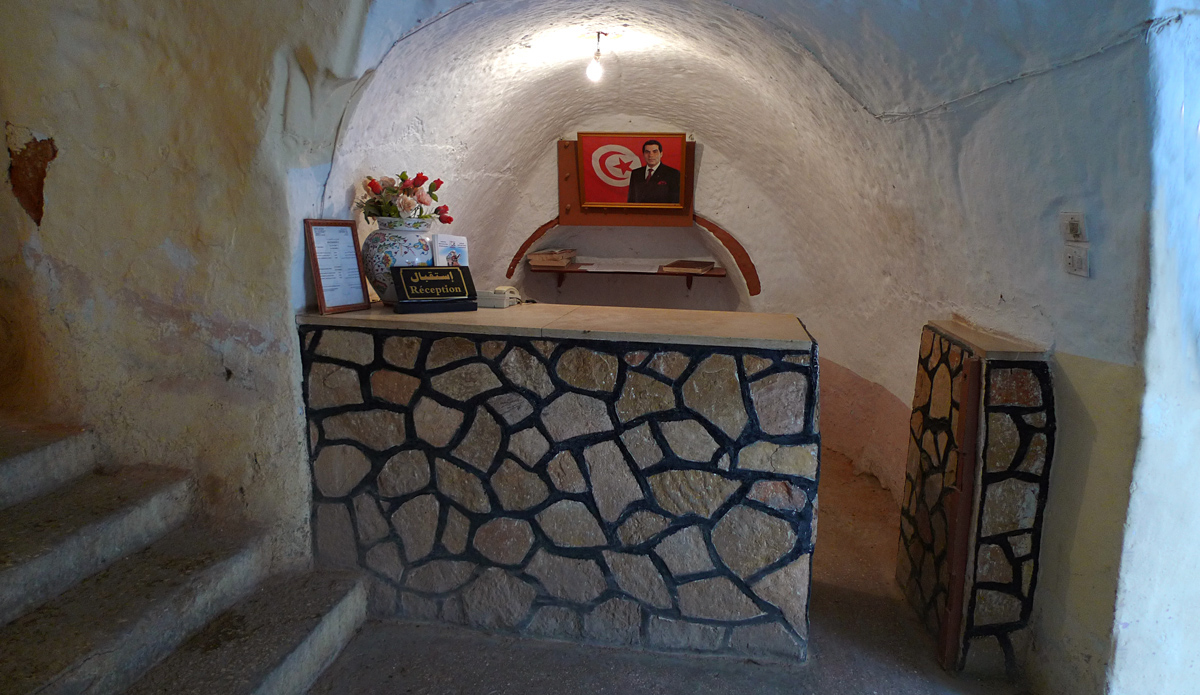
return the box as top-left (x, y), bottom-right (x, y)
top-left (399, 196), bottom-right (418, 213)
top-left (416, 190), bottom-right (433, 206)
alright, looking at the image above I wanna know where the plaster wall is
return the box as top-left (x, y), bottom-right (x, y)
top-left (1110, 9), bottom-right (1200, 692)
top-left (0, 0), bottom-right (360, 567)
top-left (734, 0), bottom-right (1148, 115)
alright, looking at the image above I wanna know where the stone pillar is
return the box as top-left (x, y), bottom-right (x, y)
top-left (896, 322), bottom-right (1056, 676)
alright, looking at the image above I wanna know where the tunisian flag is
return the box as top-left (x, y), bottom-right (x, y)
top-left (577, 133), bottom-right (685, 205)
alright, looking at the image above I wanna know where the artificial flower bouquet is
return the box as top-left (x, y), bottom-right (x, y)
top-left (355, 171), bottom-right (453, 224)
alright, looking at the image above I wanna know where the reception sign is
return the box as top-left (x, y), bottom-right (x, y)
top-left (390, 266), bottom-right (477, 313)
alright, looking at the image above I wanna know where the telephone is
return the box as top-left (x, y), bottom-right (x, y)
top-left (478, 285), bottom-right (523, 308)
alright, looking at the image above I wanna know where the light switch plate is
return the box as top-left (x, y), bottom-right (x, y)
top-left (1060, 212), bottom-right (1088, 243)
top-left (1065, 243), bottom-right (1090, 277)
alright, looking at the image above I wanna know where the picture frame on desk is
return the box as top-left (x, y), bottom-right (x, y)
top-left (303, 218), bottom-right (371, 315)
top-left (576, 132), bottom-right (688, 211)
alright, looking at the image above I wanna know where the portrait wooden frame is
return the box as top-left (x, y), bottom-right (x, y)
top-left (303, 218), bottom-right (371, 315)
top-left (576, 132), bottom-right (688, 211)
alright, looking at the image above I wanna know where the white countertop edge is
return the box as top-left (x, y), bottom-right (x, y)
top-left (535, 327), bottom-right (812, 351)
top-left (297, 306), bottom-right (814, 352)
top-left (927, 319), bottom-right (1047, 361)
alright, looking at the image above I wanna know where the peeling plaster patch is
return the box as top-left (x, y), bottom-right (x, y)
top-left (160, 238), bottom-right (198, 271)
top-left (6, 123), bottom-right (57, 226)
top-left (117, 287), bottom-right (281, 357)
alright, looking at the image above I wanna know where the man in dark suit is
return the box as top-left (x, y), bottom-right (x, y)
top-left (626, 139), bottom-right (681, 204)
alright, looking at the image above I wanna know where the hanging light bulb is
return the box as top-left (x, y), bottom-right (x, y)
top-left (586, 50), bottom-right (603, 81)
top-left (586, 31), bottom-right (607, 82)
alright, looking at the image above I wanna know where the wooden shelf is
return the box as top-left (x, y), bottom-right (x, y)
top-left (528, 262), bottom-right (726, 289)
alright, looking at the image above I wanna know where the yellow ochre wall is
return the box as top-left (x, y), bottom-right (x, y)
top-left (1025, 354), bottom-right (1142, 694)
top-left (0, 0), bottom-right (357, 565)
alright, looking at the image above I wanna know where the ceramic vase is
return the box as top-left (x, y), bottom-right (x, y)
top-left (375, 216), bottom-right (432, 231)
top-left (361, 219), bottom-right (434, 302)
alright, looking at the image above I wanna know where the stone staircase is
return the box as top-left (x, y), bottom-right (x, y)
top-left (0, 421), bottom-right (366, 695)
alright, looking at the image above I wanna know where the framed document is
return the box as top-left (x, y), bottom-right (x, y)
top-left (576, 132), bottom-right (687, 210)
top-left (304, 219), bottom-right (371, 314)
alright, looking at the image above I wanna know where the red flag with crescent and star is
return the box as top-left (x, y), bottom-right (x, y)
top-left (577, 133), bottom-right (685, 205)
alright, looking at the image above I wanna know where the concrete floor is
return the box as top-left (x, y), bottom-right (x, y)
top-left (310, 450), bottom-right (1028, 695)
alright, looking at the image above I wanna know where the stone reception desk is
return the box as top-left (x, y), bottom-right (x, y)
top-left (297, 304), bottom-right (819, 660)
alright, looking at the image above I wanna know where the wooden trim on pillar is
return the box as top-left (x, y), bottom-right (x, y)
top-left (940, 355), bottom-right (983, 670)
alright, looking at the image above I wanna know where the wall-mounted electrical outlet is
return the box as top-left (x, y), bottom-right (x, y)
top-left (1064, 243), bottom-right (1090, 277)
top-left (1060, 212), bottom-right (1087, 243)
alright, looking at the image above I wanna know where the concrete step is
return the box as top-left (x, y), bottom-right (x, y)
top-left (126, 571), bottom-right (367, 695)
top-left (0, 522), bottom-right (269, 695)
top-left (0, 465), bottom-right (194, 626)
top-left (0, 423), bottom-right (99, 510)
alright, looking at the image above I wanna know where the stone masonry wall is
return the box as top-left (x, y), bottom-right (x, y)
top-left (897, 327), bottom-right (968, 637)
top-left (301, 325), bottom-right (819, 660)
top-left (962, 360), bottom-right (1055, 673)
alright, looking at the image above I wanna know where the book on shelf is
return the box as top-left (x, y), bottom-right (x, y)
top-left (433, 234), bottom-right (469, 267)
top-left (527, 257), bottom-right (574, 268)
top-left (659, 259), bottom-right (716, 274)
top-left (527, 248), bottom-right (575, 263)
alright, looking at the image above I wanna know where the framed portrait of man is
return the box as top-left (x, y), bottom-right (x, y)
top-left (576, 132), bottom-right (687, 210)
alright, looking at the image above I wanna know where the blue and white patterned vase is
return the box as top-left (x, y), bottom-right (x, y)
top-left (376, 216), bottom-right (432, 231)
top-left (362, 218), bottom-right (434, 302)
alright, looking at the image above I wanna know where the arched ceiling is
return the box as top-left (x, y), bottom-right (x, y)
top-left (355, 0), bottom-right (1150, 113)
top-left (324, 0), bottom-right (1150, 405)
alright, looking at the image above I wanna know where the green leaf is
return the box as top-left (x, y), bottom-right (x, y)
top-left (399, 171), bottom-right (409, 181)
top-left (430, 193), bottom-right (439, 202)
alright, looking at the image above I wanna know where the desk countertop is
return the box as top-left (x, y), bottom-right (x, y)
top-left (297, 304), bottom-right (814, 351)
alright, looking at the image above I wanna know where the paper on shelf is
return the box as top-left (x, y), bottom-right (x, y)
top-left (575, 257), bottom-right (675, 273)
